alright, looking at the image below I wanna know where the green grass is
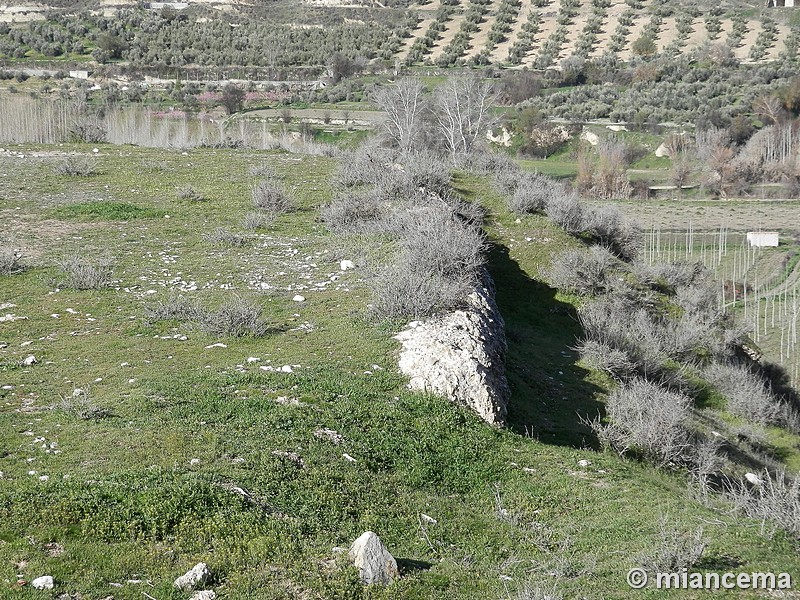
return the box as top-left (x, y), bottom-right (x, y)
top-left (0, 145), bottom-right (798, 599)
top-left (51, 200), bottom-right (167, 221)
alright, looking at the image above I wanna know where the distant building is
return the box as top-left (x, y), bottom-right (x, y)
top-left (767, 0), bottom-right (796, 7)
top-left (747, 231), bottom-right (780, 247)
top-left (68, 70), bottom-right (89, 79)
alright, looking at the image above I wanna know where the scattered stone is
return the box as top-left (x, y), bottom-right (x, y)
top-left (189, 591), bottom-right (216, 600)
top-left (292, 295), bottom-right (305, 302)
top-left (342, 453), bottom-right (357, 463)
top-left (420, 513), bottom-right (437, 524)
top-left (246, 357), bottom-right (260, 363)
top-left (348, 531), bottom-right (399, 585)
top-left (394, 274), bottom-right (510, 425)
top-left (173, 563), bottom-right (211, 591)
top-left (313, 428), bottom-right (344, 445)
top-left (577, 459), bottom-right (591, 467)
top-left (340, 260), bottom-right (355, 271)
top-left (280, 365), bottom-right (293, 373)
top-left (21, 355), bottom-right (37, 366)
top-left (189, 458), bottom-right (201, 466)
top-left (204, 343), bottom-right (227, 349)
top-left (31, 575), bottom-right (54, 590)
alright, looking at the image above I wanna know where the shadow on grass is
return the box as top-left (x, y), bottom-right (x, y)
top-left (488, 242), bottom-right (604, 448)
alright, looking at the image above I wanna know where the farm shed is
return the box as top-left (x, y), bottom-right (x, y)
top-left (747, 231), bottom-right (780, 247)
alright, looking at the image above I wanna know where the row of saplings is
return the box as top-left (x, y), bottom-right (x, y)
top-left (496, 160), bottom-right (800, 544)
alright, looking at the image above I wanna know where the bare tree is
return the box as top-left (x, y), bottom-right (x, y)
top-left (432, 77), bottom-right (497, 158)
top-left (373, 78), bottom-right (427, 152)
top-left (753, 95), bottom-right (786, 125)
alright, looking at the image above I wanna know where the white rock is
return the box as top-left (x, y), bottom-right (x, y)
top-left (246, 357), bottom-right (260, 363)
top-left (577, 459), bottom-right (591, 467)
top-left (420, 513), bottom-right (437, 524)
top-left (31, 575), bottom-right (54, 590)
top-left (190, 592), bottom-right (216, 600)
top-left (745, 472), bottom-right (763, 486)
top-left (189, 458), bottom-right (201, 466)
top-left (22, 355), bottom-right (36, 366)
top-left (348, 531), bottom-right (399, 585)
top-left (204, 343), bottom-right (227, 349)
top-left (580, 130), bottom-right (600, 146)
top-left (173, 563), bottom-right (211, 591)
top-left (280, 365), bottom-right (293, 373)
top-left (394, 275), bottom-right (509, 425)
top-left (292, 295), bottom-right (305, 302)
top-left (655, 142), bottom-right (670, 158)
top-left (340, 260), bottom-right (355, 271)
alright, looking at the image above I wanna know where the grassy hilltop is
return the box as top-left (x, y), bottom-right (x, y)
top-left (0, 142), bottom-right (799, 598)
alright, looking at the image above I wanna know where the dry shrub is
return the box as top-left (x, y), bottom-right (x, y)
top-left (242, 211), bottom-right (275, 231)
top-left (638, 515), bottom-right (707, 573)
top-left (545, 191), bottom-right (584, 235)
top-left (321, 189), bottom-right (384, 233)
top-left (203, 228), bottom-right (249, 248)
top-left (0, 247), bottom-right (24, 275)
top-left (56, 255), bottom-right (112, 290)
top-left (582, 205), bottom-right (642, 261)
top-left (508, 173), bottom-right (556, 215)
top-left (200, 296), bottom-right (270, 337)
top-left (144, 293), bottom-right (202, 323)
top-left (704, 362), bottom-right (782, 425)
top-left (252, 179), bottom-right (293, 215)
top-left (53, 155), bottom-right (98, 177)
top-left (370, 207), bottom-right (485, 319)
top-left (176, 185), bottom-right (204, 202)
top-left (576, 339), bottom-right (637, 380)
top-left (547, 246), bottom-right (618, 296)
top-left (726, 468), bottom-right (800, 539)
top-left (587, 378), bottom-right (692, 467)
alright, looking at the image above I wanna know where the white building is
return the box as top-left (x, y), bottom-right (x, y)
top-left (746, 231), bottom-right (780, 247)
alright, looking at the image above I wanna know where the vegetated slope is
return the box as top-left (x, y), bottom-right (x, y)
top-left (0, 144), bottom-right (799, 599)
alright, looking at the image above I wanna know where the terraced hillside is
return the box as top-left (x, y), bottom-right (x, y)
top-left (401, 0), bottom-right (800, 66)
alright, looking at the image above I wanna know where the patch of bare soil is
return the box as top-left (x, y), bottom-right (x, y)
top-left (489, 0), bottom-right (531, 62)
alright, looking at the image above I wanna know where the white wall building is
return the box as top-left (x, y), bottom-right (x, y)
top-left (747, 231), bottom-right (780, 247)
